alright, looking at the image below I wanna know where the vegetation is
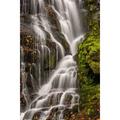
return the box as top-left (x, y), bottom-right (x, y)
top-left (76, 0), bottom-right (100, 119)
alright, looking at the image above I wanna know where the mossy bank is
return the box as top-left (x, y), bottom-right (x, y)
top-left (76, 0), bottom-right (100, 119)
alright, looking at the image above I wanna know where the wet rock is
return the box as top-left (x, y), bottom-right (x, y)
top-left (72, 104), bottom-right (79, 113)
top-left (53, 32), bottom-right (71, 55)
top-left (22, 48), bottom-right (40, 63)
top-left (20, 94), bottom-right (27, 112)
top-left (46, 6), bottom-right (61, 32)
top-left (21, 0), bottom-right (41, 15)
top-left (46, 107), bottom-right (59, 120)
top-left (46, 39), bottom-right (57, 69)
top-left (31, 63), bottom-right (40, 83)
top-left (20, 33), bottom-right (35, 49)
top-left (32, 112), bottom-right (40, 120)
top-left (63, 108), bottom-right (72, 119)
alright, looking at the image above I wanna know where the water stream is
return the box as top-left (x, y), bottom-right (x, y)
top-left (20, 0), bottom-right (87, 119)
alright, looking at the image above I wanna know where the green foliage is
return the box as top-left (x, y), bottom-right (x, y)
top-left (78, 20), bottom-right (100, 81)
top-left (80, 83), bottom-right (100, 117)
top-left (76, 8), bottom-right (100, 118)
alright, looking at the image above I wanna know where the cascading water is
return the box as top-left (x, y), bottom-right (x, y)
top-left (20, 0), bottom-right (87, 119)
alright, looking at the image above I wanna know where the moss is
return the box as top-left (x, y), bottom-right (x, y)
top-left (78, 20), bottom-right (100, 81)
top-left (76, 1), bottom-right (100, 118)
top-left (83, 0), bottom-right (100, 15)
top-left (80, 83), bottom-right (100, 118)
top-left (49, 51), bottom-right (56, 69)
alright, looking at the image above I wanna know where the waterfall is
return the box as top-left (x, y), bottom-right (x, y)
top-left (20, 0), bottom-right (87, 119)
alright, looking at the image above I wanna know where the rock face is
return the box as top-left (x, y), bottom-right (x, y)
top-left (20, 23), bottom-right (59, 112)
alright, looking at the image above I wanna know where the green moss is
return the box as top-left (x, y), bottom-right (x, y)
top-left (76, 8), bottom-right (100, 118)
top-left (78, 20), bottom-right (100, 82)
top-left (49, 52), bottom-right (56, 69)
top-left (80, 83), bottom-right (100, 118)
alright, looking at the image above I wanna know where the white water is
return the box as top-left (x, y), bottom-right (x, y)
top-left (21, 0), bottom-right (86, 119)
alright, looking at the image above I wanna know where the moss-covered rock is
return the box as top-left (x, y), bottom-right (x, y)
top-left (77, 20), bottom-right (100, 81)
top-left (76, 20), bottom-right (100, 118)
top-left (76, 0), bottom-right (100, 118)
top-left (83, 0), bottom-right (100, 16)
